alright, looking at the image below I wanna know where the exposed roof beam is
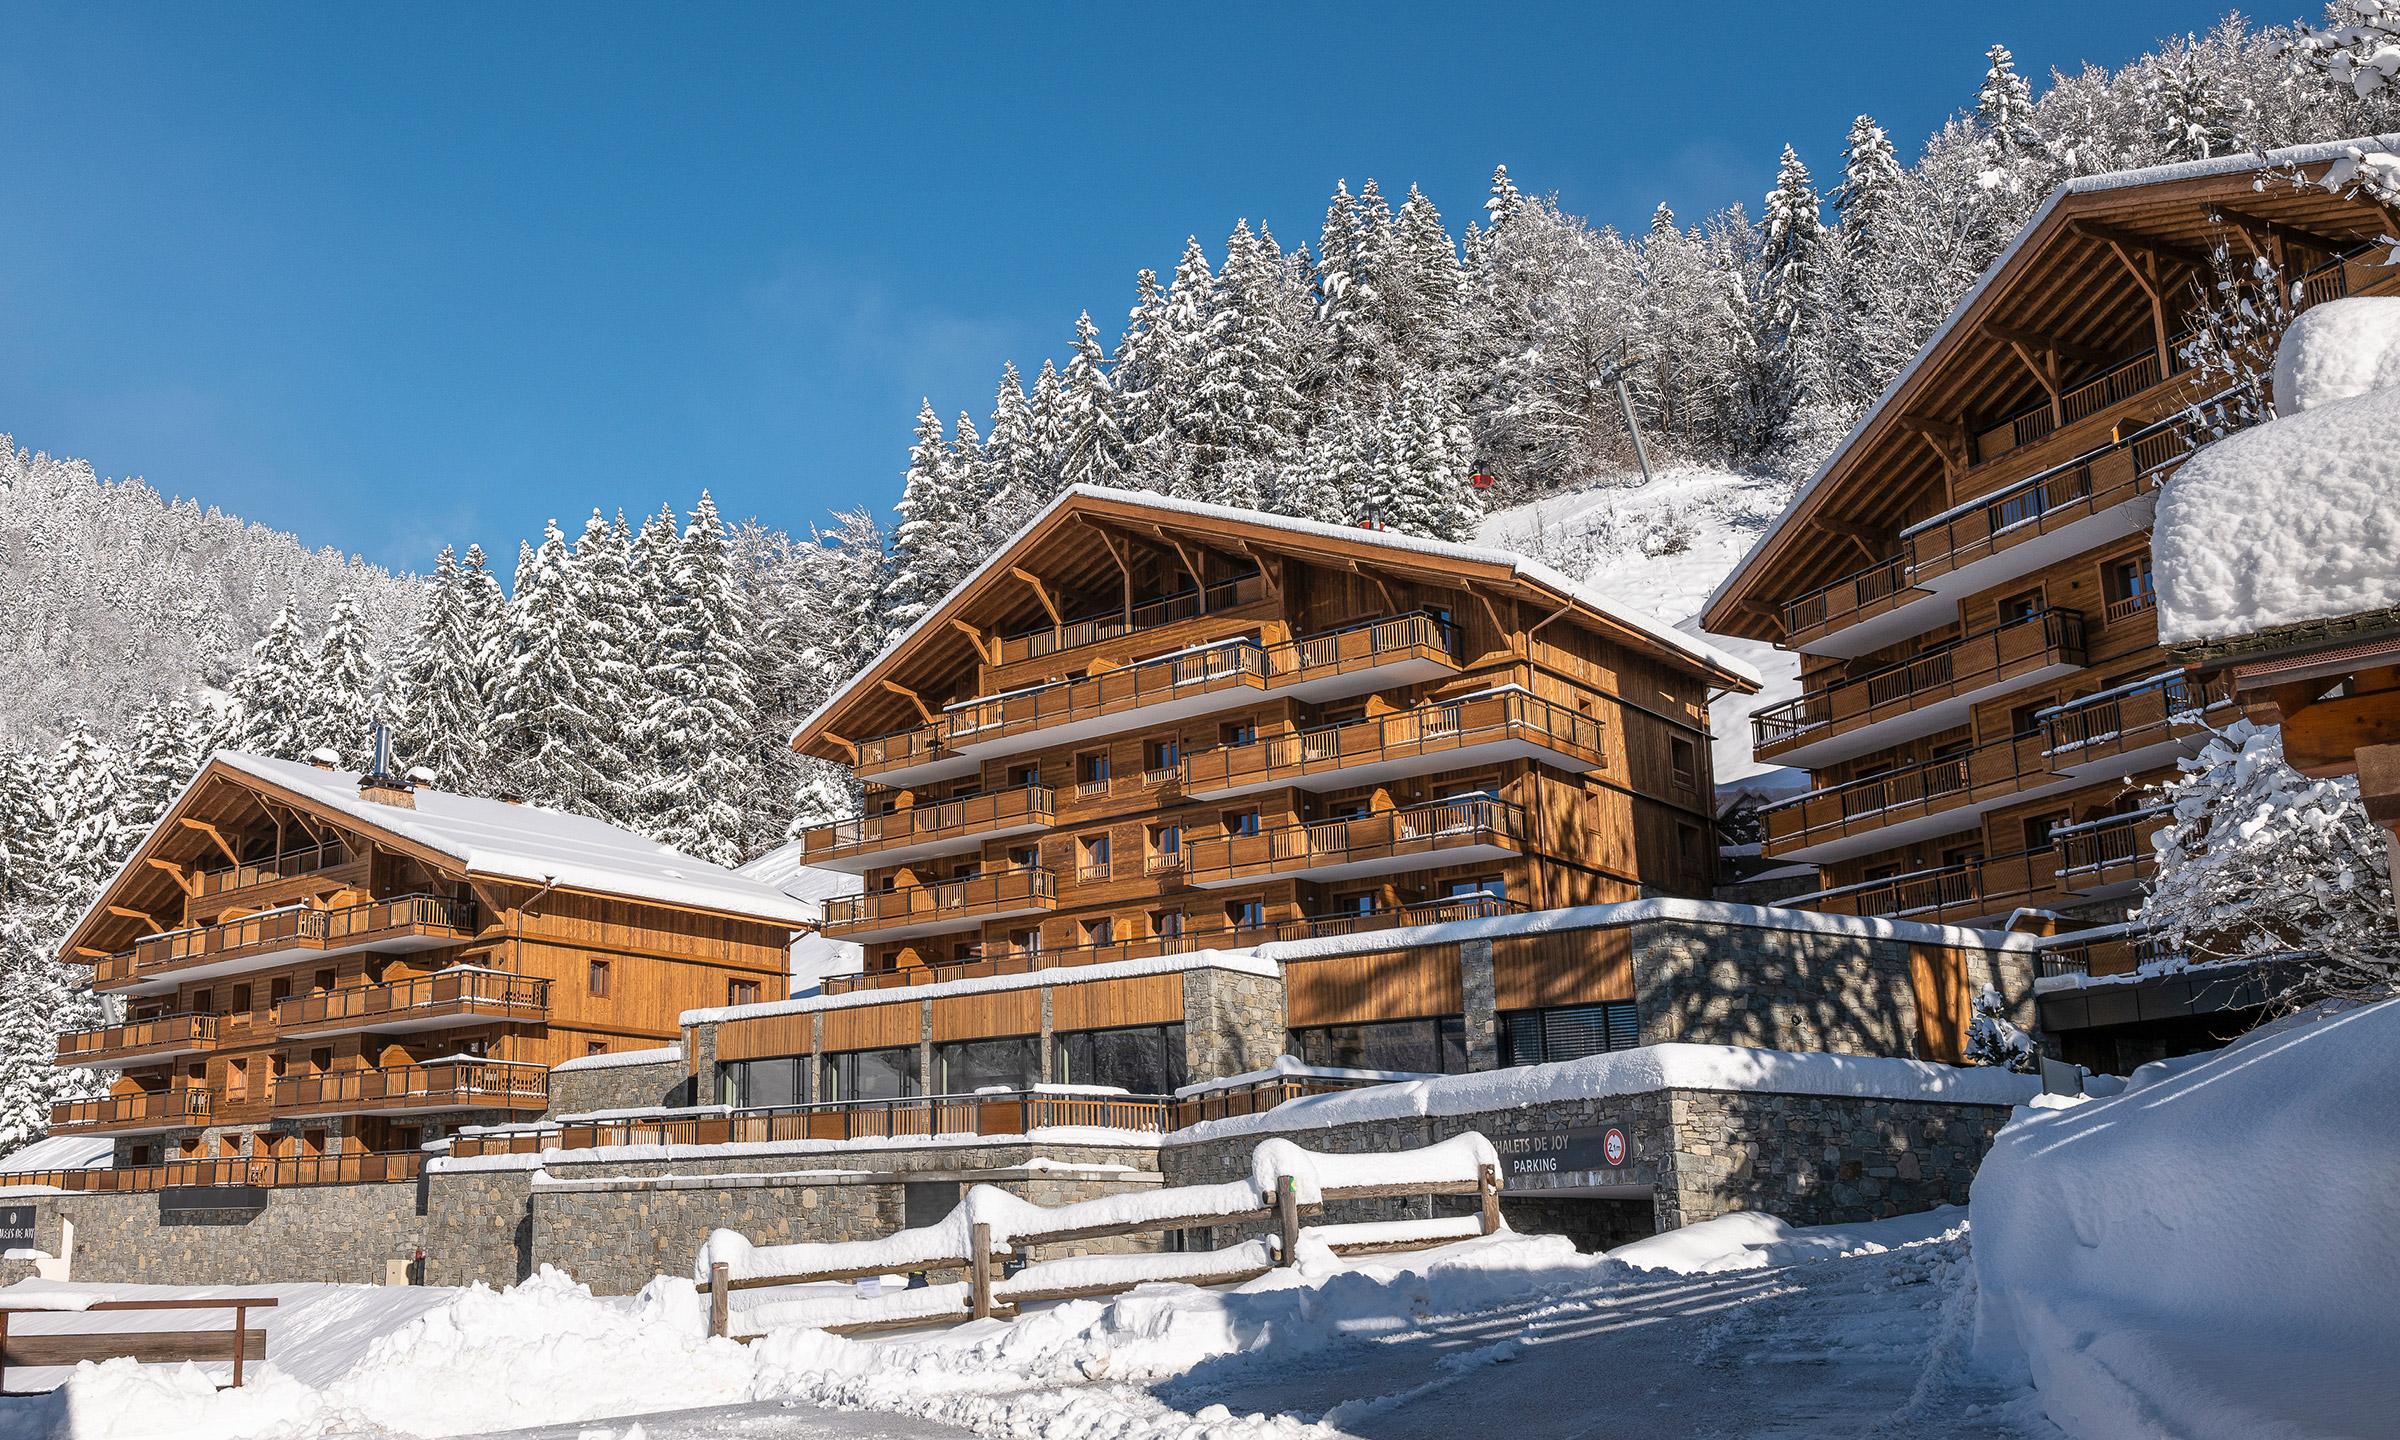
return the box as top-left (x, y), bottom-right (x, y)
top-left (177, 817), bottom-right (241, 867)
top-left (817, 729), bottom-right (861, 766)
top-left (1982, 322), bottom-right (2110, 366)
top-left (1008, 567), bottom-right (1062, 627)
top-left (2208, 206), bottom-right (2364, 259)
top-left (879, 679), bottom-right (938, 726)
top-left (144, 856), bottom-right (198, 897)
top-left (947, 617), bottom-right (996, 666)
top-left (2070, 219), bottom-right (2209, 270)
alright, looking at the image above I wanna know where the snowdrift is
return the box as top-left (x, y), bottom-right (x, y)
top-left (1970, 999), bottom-right (2400, 1440)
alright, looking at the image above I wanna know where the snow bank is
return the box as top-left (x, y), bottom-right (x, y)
top-left (1607, 1206), bottom-right (1968, 1275)
top-left (2155, 300), bottom-right (2400, 645)
top-left (1971, 999), bottom-right (2400, 1440)
top-left (1250, 1132), bottom-right (1496, 1205)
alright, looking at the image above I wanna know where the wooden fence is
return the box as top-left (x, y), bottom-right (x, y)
top-left (0, 1296), bottom-right (276, 1394)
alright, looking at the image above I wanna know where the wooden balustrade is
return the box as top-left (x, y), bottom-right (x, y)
top-left (819, 865), bottom-right (1058, 938)
top-left (1795, 848), bottom-right (2062, 926)
top-left (800, 785), bottom-right (1055, 866)
top-left (1752, 608), bottom-right (2087, 760)
top-left (110, 894), bottom-right (480, 990)
top-left (1761, 732), bottom-right (2051, 857)
top-left (1183, 797), bottom-right (1526, 886)
top-left (49, 1088), bottom-right (212, 1133)
top-left (2041, 671), bottom-right (2229, 767)
top-left (0, 1149), bottom-right (423, 1195)
top-left (272, 969), bottom-right (550, 1033)
top-left (194, 841), bottom-right (354, 898)
top-left (274, 1059), bottom-right (548, 1117)
top-left (55, 1012), bottom-right (218, 1066)
top-left (994, 574), bottom-right (1269, 664)
top-left (1182, 690), bottom-right (1603, 796)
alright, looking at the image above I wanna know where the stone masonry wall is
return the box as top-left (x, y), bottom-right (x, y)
top-left (1179, 966), bottom-right (1287, 1080)
top-left (545, 1055), bottom-right (693, 1118)
top-left (23, 1181), bottom-right (424, 1285)
top-left (422, 1165), bottom-right (535, 1288)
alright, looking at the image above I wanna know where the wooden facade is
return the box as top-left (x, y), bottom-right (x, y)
top-left (1702, 149), bottom-right (2400, 932)
top-left (47, 757), bottom-right (797, 1175)
top-left (791, 489), bottom-right (1754, 1015)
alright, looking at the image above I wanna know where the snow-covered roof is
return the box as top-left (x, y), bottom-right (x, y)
top-left (794, 484), bottom-right (1763, 752)
top-left (0, 1135), bottom-right (113, 1174)
top-left (680, 947), bottom-right (1281, 1027)
top-left (1247, 896), bottom-right (2039, 962)
top-left (551, 1044), bottom-right (684, 1073)
top-left (203, 753), bottom-right (818, 926)
top-left (1701, 133), bottom-right (2400, 633)
top-left (2156, 297), bottom-right (2400, 647)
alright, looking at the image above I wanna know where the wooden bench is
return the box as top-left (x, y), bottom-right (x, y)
top-left (0, 1297), bottom-right (277, 1394)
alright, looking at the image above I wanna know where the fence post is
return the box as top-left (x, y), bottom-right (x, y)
top-left (231, 1303), bottom-right (248, 1388)
top-left (1276, 1175), bottom-right (1301, 1267)
top-left (708, 1262), bottom-right (729, 1339)
top-left (969, 1222), bottom-right (994, 1320)
top-left (1478, 1164), bottom-right (1502, 1236)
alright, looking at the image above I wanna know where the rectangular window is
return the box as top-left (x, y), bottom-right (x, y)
top-left (313, 970), bottom-right (335, 992)
top-left (586, 1041), bottom-right (608, 1056)
top-left (1224, 809), bottom-right (1261, 837)
top-left (1670, 736), bottom-right (1699, 788)
top-left (1221, 720), bottom-right (1258, 748)
top-left (1501, 1001), bottom-right (1641, 1067)
top-left (1227, 899), bottom-right (1267, 931)
top-left (1081, 915), bottom-right (1116, 947)
top-left (1008, 843), bottom-right (1039, 870)
top-left (1445, 877), bottom-right (1505, 901)
top-left (721, 1055), bottom-right (801, 1108)
top-left (933, 1036), bottom-right (1039, 1095)
top-left (310, 1047), bottom-right (333, 1073)
top-left (728, 979), bottom-right (761, 1007)
top-left (817, 1047), bottom-right (916, 1103)
top-left (1289, 1018), bottom-right (1468, 1075)
top-left (2024, 812), bottom-right (2069, 852)
top-left (1077, 751), bottom-right (1112, 784)
top-left (1331, 891), bottom-right (1377, 916)
top-left (1149, 823), bottom-right (1182, 863)
top-left (587, 960), bottom-right (611, 997)
top-left (1008, 762), bottom-right (1042, 788)
top-left (2009, 702), bottom-right (2046, 738)
top-left (2106, 554), bottom-right (2155, 601)
top-left (1080, 833), bottom-right (1112, 880)
top-left (1009, 926), bottom-right (1043, 956)
top-left (231, 984), bottom-right (252, 1014)
top-left (1145, 737), bottom-right (1181, 773)
top-left (1997, 588), bottom-right (2043, 623)
top-left (1151, 909), bottom-right (1185, 939)
top-left (193, 988), bottom-right (213, 1015)
top-left (1052, 1024), bottom-right (1189, 1093)
top-left (1677, 821), bottom-right (1704, 870)
top-left (270, 978), bottom-right (292, 1006)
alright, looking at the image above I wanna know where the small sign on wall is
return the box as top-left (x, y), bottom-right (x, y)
top-left (0, 1205), bottom-right (33, 1249)
top-left (1491, 1125), bottom-right (1634, 1185)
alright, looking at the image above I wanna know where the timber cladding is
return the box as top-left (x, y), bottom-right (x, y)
top-left (932, 989), bottom-right (1041, 1041)
top-left (1492, 929), bottom-right (1634, 1010)
top-left (1284, 947), bottom-right (1463, 1026)
top-left (1049, 973), bottom-right (1183, 1031)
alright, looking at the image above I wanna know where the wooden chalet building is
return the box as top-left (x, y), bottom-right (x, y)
top-left (1698, 138), bottom-right (2400, 1068)
top-left (772, 485), bottom-right (1759, 1091)
top-left (47, 751), bottom-right (811, 1184)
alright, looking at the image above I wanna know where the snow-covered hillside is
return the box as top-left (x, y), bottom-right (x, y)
top-left (1476, 468), bottom-right (1800, 793)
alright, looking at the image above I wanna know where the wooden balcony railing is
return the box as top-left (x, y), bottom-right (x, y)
top-left (819, 865), bottom-right (1058, 938)
top-left (819, 894), bottom-right (1526, 995)
top-left (995, 574), bottom-right (1269, 664)
top-left (195, 841), bottom-right (354, 898)
top-left (1753, 608), bottom-right (2088, 760)
top-left (1793, 848), bottom-right (2062, 926)
top-left (2057, 807), bottom-right (2170, 884)
top-left (945, 612), bottom-right (1459, 749)
top-left (1973, 341), bottom-right (2183, 464)
top-left (1906, 411), bottom-right (2198, 587)
top-left (1761, 731), bottom-right (2051, 858)
top-left (1184, 797), bottom-right (1526, 886)
top-left (49, 1088), bottom-right (212, 1133)
top-left (1169, 1070), bottom-right (1404, 1128)
top-left (801, 785), bottom-right (1055, 866)
top-left (113, 894), bottom-right (480, 989)
top-left (2040, 670), bottom-right (2230, 767)
top-left (0, 1149), bottom-right (425, 1195)
top-left (853, 724), bottom-right (949, 777)
top-left (2036, 928), bottom-right (2183, 981)
top-left (272, 969), bottom-right (552, 1034)
top-left (274, 1059), bottom-right (549, 1117)
top-left (55, 1012), bottom-right (218, 1066)
top-left (1780, 554), bottom-right (1912, 646)
top-left (451, 1091), bottom-right (1182, 1159)
top-left (1181, 690), bottom-right (1605, 796)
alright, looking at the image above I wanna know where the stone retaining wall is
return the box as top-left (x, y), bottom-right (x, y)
top-left (545, 1054), bottom-right (693, 1117)
top-left (4, 1181), bottom-right (425, 1286)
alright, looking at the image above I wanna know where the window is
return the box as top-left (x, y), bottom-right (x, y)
top-left (128, 1144), bottom-right (152, 1167)
top-left (1670, 735), bottom-right (1699, 788)
top-left (1227, 899), bottom-right (1267, 932)
top-left (193, 988), bottom-right (213, 1015)
top-left (231, 984), bottom-right (252, 1014)
top-left (1289, 1018), bottom-right (1469, 1075)
top-left (587, 1041), bottom-right (608, 1057)
top-left (1224, 809), bottom-right (1261, 837)
top-left (934, 1036), bottom-right (1039, 1094)
top-left (1080, 833), bottom-right (1113, 880)
top-left (1145, 737), bottom-right (1181, 773)
top-left (587, 960), bottom-right (611, 997)
top-left (226, 1058), bottom-right (249, 1100)
top-left (1077, 751), bottom-right (1112, 785)
top-left (728, 979), bottom-right (761, 1007)
top-left (816, 1047), bottom-right (917, 1103)
top-left (2009, 702), bottom-right (2047, 738)
top-left (1446, 876), bottom-right (1505, 901)
top-left (313, 970), bottom-right (336, 992)
top-left (1220, 720), bottom-right (1257, 748)
top-left (1151, 909), bottom-right (1185, 940)
top-left (270, 978), bottom-right (291, 1005)
top-left (1008, 926), bottom-right (1043, 956)
top-left (714, 1056), bottom-right (789, 1108)
top-left (1149, 823), bottom-right (1182, 863)
top-left (1007, 844), bottom-right (1039, 871)
top-left (1008, 762), bottom-right (1042, 788)
top-left (310, 1047), bottom-right (333, 1073)
top-left (1997, 588), bottom-right (2043, 623)
top-left (2024, 812), bottom-right (2069, 852)
top-left (1081, 916), bottom-right (1116, 947)
top-left (1502, 1002), bottom-right (1640, 1067)
top-left (1330, 891), bottom-right (1377, 916)
top-left (1052, 1024), bottom-right (1189, 1093)
top-left (2106, 554), bottom-right (2155, 602)
top-left (1677, 821), bottom-right (1705, 871)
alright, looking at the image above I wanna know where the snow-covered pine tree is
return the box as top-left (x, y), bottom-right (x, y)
top-left (1977, 43), bottom-right (2042, 156)
top-left (2142, 45), bottom-right (2252, 160)
top-left (487, 520), bottom-right (612, 813)
top-left (1058, 310), bottom-right (1129, 490)
top-left (642, 493), bottom-right (762, 866)
top-left (1026, 358), bottom-right (1068, 506)
top-left (888, 403), bottom-right (986, 626)
top-left (1378, 378), bottom-right (1483, 541)
top-left (1316, 181), bottom-right (1392, 399)
top-left (981, 363), bottom-right (1042, 535)
top-left (118, 696), bottom-right (207, 839)
top-left (565, 510), bottom-right (645, 822)
top-left (1390, 185), bottom-right (1464, 363)
top-left (2138, 719), bottom-right (2399, 1003)
top-left (1190, 220), bottom-right (1305, 493)
top-left (311, 592), bottom-right (381, 765)
top-left (1834, 116), bottom-right (1903, 245)
top-left (394, 546), bottom-right (493, 790)
top-left (1113, 268), bottom-right (1172, 462)
top-left (223, 599), bottom-right (317, 760)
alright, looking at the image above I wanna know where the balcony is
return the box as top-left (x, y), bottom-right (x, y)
top-left (801, 785), bottom-right (1055, 874)
top-left (2041, 669), bottom-right (2234, 781)
top-left (1791, 848), bottom-right (2061, 927)
top-left (2035, 927), bottom-right (2182, 984)
top-left (819, 894), bottom-right (1526, 994)
top-left (1181, 690), bottom-right (1606, 799)
top-left (995, 574), bottom-right (1270, 665)
top-left (943, 612), bottom-right (1462, 761)
top-left (274, 1059), bottom-right (550, 1118)
top-left (0, 1149), bottom-right (423, 1195)
top-left (819, 865), bottom-right (1059, 943)
top-left (194, 840), bottom-right (356, 898)
top-left (98, 894), bottom-right (481, 996)
top-left (273, 969), bottom-right (552, 1038)
top-left (55, 1013), bottom-right (219, 1070)
top-left (2057, 806), bottom-right (2169, 896)
top-left (1184, 797), bottom-right (1526, 889)
top-left (849, 723), bottom-right (979, 788)
top-left (49, 1088), bottom-right (211, 1135)
top-left (1752, 608), bottom-right (2088, 769)
top-left (1780, 555), bottom-right (1919, 656)
top-left (1760, 731), bottom-right (2068, 866)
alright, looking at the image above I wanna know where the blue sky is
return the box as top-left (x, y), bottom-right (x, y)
top-left (2, 2), bottom-right (2259, 571)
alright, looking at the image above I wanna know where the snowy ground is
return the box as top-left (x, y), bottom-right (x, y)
top-left (0, 1211), bottom-right (2055, 1440)
top-left (1475, 469), bottom-right (1801, 790)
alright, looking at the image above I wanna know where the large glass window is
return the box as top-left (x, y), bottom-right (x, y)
top-left (818, 1046), bottom-right (918, 1102)
top-left (1500, 1002), bottom-right (1640, 1067)
top-left (934, 1036), bottom-right (1039, 1094)
top-left (720, 1055), bottom-right (802, 1108)
top-left (1052, 1024), bottom-right (1188, 1094)
top-left (1289, 1017), bottom-right (1467, 1074)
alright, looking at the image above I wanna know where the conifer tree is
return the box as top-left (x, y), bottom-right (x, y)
top-left (888, 403), bottom-right (984, 625)
top-left (395, 546), bottom-right (493, 789)
top-left (566, 510), bottom-right (644, 820)
top-left (1391, 185), bottom-right (1464, 358)
top-left (487, 520), bottom-right (610, 811)
top-left (224, 599), bottom-right (316, 759)
top-left (1113, 268), bottom-right (1171, 460)
top-left (1058, 310), bottom-right (1129, 489)
top-left (118, 696), bottom-right (207, 838)
top-left (1834, 116), bottom-right (1903, 244)
top-left (1978, 44), bottom-right (2041, 156)
top-left (642, 493), bottom-right (761, 866)
top-left (311, 592), bottom-right (380, 765)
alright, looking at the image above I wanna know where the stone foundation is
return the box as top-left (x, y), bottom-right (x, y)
top-left (11, 1181), bottom-right (426, 1286)
top-left (545, 1049), bottom-right (693, 1118)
